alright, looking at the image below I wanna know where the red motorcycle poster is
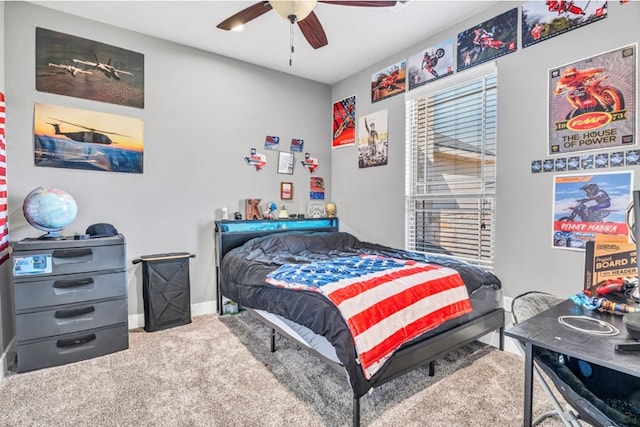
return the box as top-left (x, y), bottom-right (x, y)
top-left (522, 1), bottom-right (608, 48)
top-left (548, 44), bottom-right (636, 155)
top-left (407, 38), bottom-right (454, 91)
top-left (456, 8), bottom-right (518, 72)
top-left (371, 61), bottom-right (406, 103)
top-left (552, 171), bottom-right (632, 250)
top-left (332, 95), bottom-right (356, 148)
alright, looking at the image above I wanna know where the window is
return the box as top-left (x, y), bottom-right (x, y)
top-left (405, 65), bottom-right (497, 269)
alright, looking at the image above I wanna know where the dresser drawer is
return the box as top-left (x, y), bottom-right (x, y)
top-left (16, 297), bottom-right (127, 341)
top-left (11, 238), bottom-right (125, 278)
top-left (16, 323), bottom-right (129, 373)
top-left (14, 270), bottom-right (127, 311)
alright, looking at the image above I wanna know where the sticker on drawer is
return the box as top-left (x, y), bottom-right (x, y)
top-left (13, 254), bottom-right (52, 276)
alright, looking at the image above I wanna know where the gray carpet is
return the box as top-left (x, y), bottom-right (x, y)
top-left (0, 311), bottom-right (573, 426)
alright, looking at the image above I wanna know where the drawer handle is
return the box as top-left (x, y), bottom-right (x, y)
top-left (56, 333), bottom-right (97, 348)
top-left (54, 305), bottom-right (95, 318)
top-left (52, 248), bottom-right (93, 259)
top-left (53, 278), bottom-right (94, 289)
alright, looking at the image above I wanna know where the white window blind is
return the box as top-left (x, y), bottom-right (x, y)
top-left (405, 69), bottom-right (497, 269)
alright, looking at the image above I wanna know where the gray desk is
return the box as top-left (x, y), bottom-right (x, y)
top-left (505, 298), bottom-right (640, 427)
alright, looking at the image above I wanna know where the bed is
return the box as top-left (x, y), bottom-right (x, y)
top-left (214, 218), bottom-right (504, 426)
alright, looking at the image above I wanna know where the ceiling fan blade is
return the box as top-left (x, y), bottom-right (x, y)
top-left (216, 1), bottom-right (272, 31)
top-left (318, 1), bottom-right (397, 6)
top-left (298, 11), bottom-right (328, 49)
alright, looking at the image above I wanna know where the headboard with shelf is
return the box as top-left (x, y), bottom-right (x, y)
top-left (214, 217), bottom-right (339, 314)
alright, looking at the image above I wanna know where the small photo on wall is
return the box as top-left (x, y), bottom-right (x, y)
top-left (567, 156), bottom-right (580, 170)
top-left (36, 27), bottom-right (144, 109)
top-left (595, 153), bottom-right (609, 168)
top-left (610, 151), bottom-right (625, 167)
top-left (626, 150), bottom-right (640, 165)
top-left (554, 157), bottom-right (567, 171)
top-left (371, 61), bottom-right (406, 103)
top-left (532, 160), bottom-right (542, 173)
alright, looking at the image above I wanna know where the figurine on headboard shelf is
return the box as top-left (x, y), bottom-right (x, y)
top-left (325, 202), bottom-right (337, 218)
top-left (264, 201), bottom-right (277, 219)
top-left (245, 198), bottom-right (263, 220)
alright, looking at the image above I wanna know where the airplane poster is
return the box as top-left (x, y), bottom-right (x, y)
top-left (522, 1), bottom-right (608, 49)
top-left (34, 103), bottom-right (144, 174)
top-left (456, 8), bottom-right (518, 72)
top-left (36, 27), bottom-right (144, 109)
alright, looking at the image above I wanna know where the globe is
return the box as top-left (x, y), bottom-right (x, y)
top-left (23, 187), bottom-right (78, 239)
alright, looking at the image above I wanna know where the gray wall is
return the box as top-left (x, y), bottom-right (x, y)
top-left (2, 0), bottom-right (640, 368)
top-left (331, 1), bottom-right (640, 300)
top-left (1, 2), bottom-right (331, 362)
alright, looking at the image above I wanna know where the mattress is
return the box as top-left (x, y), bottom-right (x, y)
top-left (220, 231), bottom-right (502, 397)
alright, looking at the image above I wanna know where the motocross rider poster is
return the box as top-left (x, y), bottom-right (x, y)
top-left (358, 110), bottom-right (388, 168)
top-left (552, 171), bottom-right (632, 250)
top-left (456, 8), bottom-right (518, 72)
top-left (371, 61), bottom-right (406, 103)
top-left (407, 38), bottom-right (454, 91)
top-left (332, 95), bottom-right (356, 148)
top-left (548, 44), bottom-right (636, 155)
top-left (522, 1), bottom-right (608, 48)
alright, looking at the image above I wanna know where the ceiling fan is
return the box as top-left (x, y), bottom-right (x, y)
top-left (216, 1), bottom-right (398, 50)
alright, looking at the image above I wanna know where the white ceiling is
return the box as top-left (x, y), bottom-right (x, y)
top-left (28, 1), bottom-right (500, 85)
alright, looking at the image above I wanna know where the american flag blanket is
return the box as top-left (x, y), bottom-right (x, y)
top-left (265, 255), bottom-right (472, 379)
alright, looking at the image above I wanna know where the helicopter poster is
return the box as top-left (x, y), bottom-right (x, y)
top-left (552, 171), bottom-right (632, 250)
top-left (456, 8), bottom-right (518, 72)
top-left (521, 1), bottom-right (608, 49)
top-left (35, 27), bottom-right (144, 109)
top-left (34, 103), bottom-right (144, 174)
top-left (548, 44), bottom-right (636, 155)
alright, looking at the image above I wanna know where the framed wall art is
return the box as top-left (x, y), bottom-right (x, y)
top-left (278, 151), bottom-right (294, 174)
top-left (280, 182), bottom-right (293, 200)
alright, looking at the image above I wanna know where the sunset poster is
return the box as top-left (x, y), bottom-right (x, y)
top-left (34, 103), bottom-right (144, 173)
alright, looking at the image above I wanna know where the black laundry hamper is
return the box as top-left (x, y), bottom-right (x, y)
top-left (133, 252), bottom-right (195, 332)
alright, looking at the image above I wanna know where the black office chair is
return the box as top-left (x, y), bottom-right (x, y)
top-left (511, 291), bottom-right (582, 426)
top-left (512, 291), bottom-right (640, 427)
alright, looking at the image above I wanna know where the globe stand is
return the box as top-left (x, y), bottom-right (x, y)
top-left (37, 231), bottom-right (65, 240)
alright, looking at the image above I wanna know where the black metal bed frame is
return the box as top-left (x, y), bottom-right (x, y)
top-left (214, 218), bottom-right (505, 426)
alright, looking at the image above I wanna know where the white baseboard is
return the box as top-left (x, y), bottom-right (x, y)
top-left (127, 301), bottom-right (217, 330)
top-left (0, 337), bottom-right (16, 381)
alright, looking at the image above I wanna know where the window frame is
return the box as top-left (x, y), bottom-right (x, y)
top-left (405, 63), bottom-right (497, 269)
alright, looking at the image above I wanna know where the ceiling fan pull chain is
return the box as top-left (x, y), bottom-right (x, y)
top-left (289, 17), bottom-right (295, 67)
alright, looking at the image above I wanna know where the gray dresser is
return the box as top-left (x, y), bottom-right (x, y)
top-left (10, 235), bottom-right (129, 372)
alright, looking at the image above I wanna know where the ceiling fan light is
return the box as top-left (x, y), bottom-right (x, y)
top-left (269, 0), bottom-right (317, 22)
